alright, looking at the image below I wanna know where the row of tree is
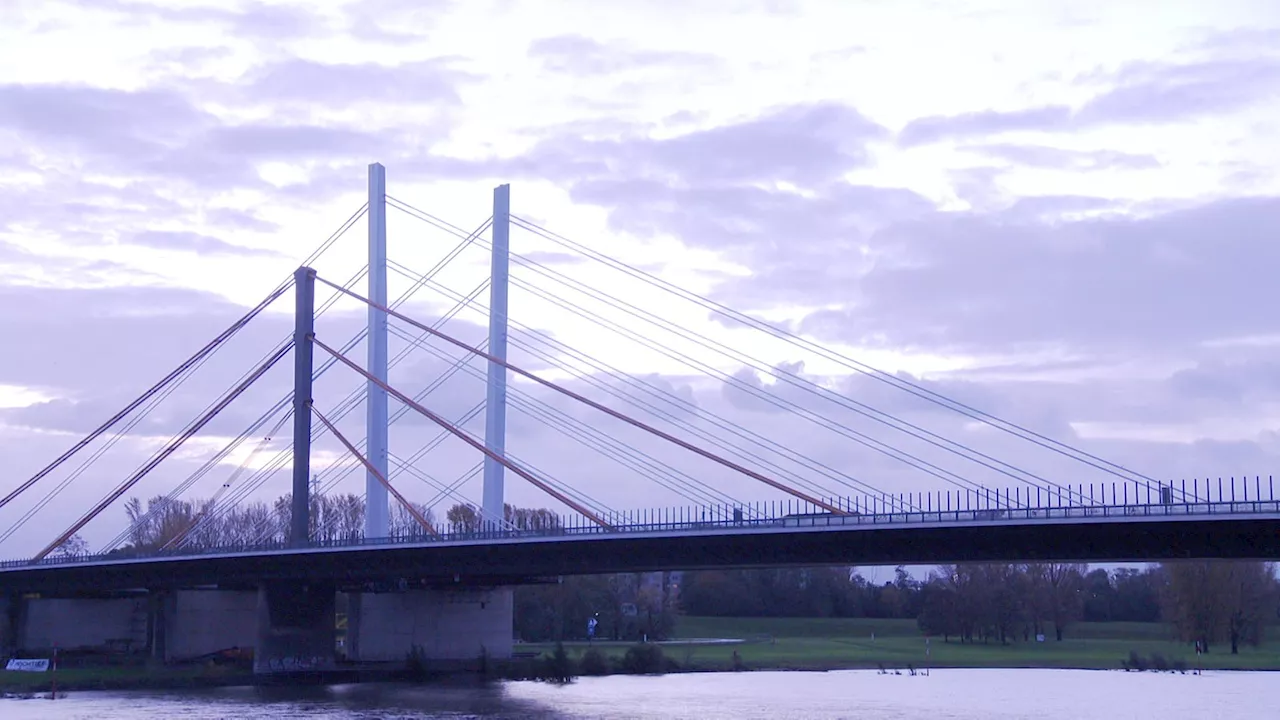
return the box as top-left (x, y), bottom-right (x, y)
top-left (677, 562), bottom-right (1278, 653)
top-left (917, 563), bottom-right (1090, 644)
top-left (514, 573), bottom-right (679, 643)
top-left (103, 491), bottom-right (562, 555)
top-left (921, 561), bottom-right (1277, 653)
top-left (675, 565), bottom-right (1164, 627)
top-left (113, 491), bottom-right (435, 553)
top-left (680, 566), bottom-right (922, 620)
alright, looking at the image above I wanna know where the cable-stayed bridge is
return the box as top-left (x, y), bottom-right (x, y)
top-left (0, 164), bottom-right (1276, 672)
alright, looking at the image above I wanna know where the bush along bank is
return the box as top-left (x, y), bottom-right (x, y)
top-left (479, 642), bottom-right (682, 684)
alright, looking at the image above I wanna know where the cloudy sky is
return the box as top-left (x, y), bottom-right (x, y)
top-left (1, 0), bottom-right (1278, 557)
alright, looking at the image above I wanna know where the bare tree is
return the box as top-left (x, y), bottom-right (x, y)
top-left (52, 534), bottom-right (89, 558)
top-left (122, 496), bottom-right (199, 550)
top-left (390, 501), bottom-right (436, 540)
top-left (327, 493), bottom-right (364, 541)
top-left (125, 497), bottom-right (146, 548)
top-left (506, 503), bottom-right (561, 531)
top-left (220, 501), bottom-right (274, 546)
top-left (446, 503), bottom-right (480, 533)
top-left (1160, 561), bottom-right (1278, 653)
top-left (1027, 563), bottom-right (1086, 641)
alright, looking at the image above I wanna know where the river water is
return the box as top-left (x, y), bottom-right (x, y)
top-left (1, 669), bottom-right (1270, 719)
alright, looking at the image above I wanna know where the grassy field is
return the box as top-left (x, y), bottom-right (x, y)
top-left (523, 617), bottom-right (1280, 672)
top-left (7, 618), bottom-right (1277, 690)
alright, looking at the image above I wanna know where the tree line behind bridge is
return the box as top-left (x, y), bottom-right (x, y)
top-left (88, 494), bottom-right (1279, 655)
top-left (84, 491), bottom-right (557, 554)
top-left (676, 561), bottom-right (1278, 654)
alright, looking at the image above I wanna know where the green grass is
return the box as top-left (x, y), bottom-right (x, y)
top-left (521, 617), bottom-right (1280, 672)
top-left (675, 616), bottom-right (923, 640)
top-left (0, 664), bottom-right (242, 692)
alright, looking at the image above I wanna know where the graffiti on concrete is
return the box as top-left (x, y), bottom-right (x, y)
top-left (264, 654), bottom-right (325, 672)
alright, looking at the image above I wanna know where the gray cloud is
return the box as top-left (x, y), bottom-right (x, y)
top-left (1000, 195), bottom-right (1125, 221)
top-left (526, 103), bottom-right (888, 191)
top-left (124, 230), bottom-right (280, 256)
top-left (901, 107), bottom-right (1072, 146)
top-left (1166, 358), bottom-right (1280, 405)
top-left (790, 196), bottom-right (1279, 357)
top-left (964, 143), bottom-right (1161, 171)
top-left (0, 281), bottom-right (501, 446)
top-left (488, 100), bottom-right (1274, 364)
top-left (339, 0), bottom-right (454, 45)
top-left (0, 173), bottom-right (178, 246)
top-left (0, 232), bottom-right (159, 286)
top-left (0, 48), bottom-right (473, 196)
top-left (0, 84), bottom-right (212, 159)
top-left (384, 103), bottom-right (897, 236)
top-left (202, 123), bottom-right (387, 160)
top-left (0, 242), bottom-right (30, 265)
top-left (519, 250), bottom-right (583, 266)
top-left (148, 46), bottom-right (235, 68)
top-left (0, 83), bottom-right (389, 198)
top-left (899, 52), bottom-right (1280, 145)
top-left (529, 34), bottom-right (724, 76)
top-left (236, 58), bottom-right (472, 106)
top-left (81, 0), bottom-right (327, 40)
top-left (723, 367), bottom-right (784, 414)
top-left (0, 284), bottom-right (292, 396)
top-left (1081, 56), bottom-right (1280, 124)
top-left (204, 207), bottom-right (280, 233)
top-left (0, 50), bottom-right (474, 262)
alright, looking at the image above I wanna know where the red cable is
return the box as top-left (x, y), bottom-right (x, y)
top-left (0, 283), bottom-right (292, 511)
top-left (33, 343), bottom-right (293, 562)
top-left (313, 276), bottom-right (846, 515)
top-left (310, 335), bottom-right (615, 529)
top-left (309, 402), bottom-right (440, 538)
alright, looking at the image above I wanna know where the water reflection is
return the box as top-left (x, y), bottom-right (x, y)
top-left (1, 669), bottom-right (1272, 720)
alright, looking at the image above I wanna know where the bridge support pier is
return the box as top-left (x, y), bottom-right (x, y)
top-left (7, 590), bottom-right (258, 661)
top-left (145, 590), bottom-right (169, 663)
top-left (253, 582), bottom-right (336, 674)
top-left (15, 596), bottom-right (145, 652)
top-left (164, 589), bottom-right (257, 661)
top-left (346, 587), bottom-right (513, 665)
top-left (0, 592), bottom-right (23, 656)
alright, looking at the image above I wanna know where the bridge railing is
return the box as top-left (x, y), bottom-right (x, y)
top-left (3, 484), bottom-right (1278, 570)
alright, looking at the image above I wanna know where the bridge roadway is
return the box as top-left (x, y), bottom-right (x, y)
top-left (2, 500), bottom-right (1278, 594)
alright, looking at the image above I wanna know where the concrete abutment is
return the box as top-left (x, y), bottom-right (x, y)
top-left (346, 587), bottom-right (514, 664)
top-left (5, 583), bottom-right (514, 673)
top-left (253, 581), bottom-right (336, 674)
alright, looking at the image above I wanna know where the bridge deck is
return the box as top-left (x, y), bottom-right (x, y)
top-left (2, 499), bottom-right (1278, 594)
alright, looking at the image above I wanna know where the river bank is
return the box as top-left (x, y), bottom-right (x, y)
top-left (5, 617), bottom-right (1278, 693)
top-left (524, 616), bottom-right (1280, 674)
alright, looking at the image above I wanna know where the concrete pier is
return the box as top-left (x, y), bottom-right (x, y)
top-left (18, 596), bottom-right (146, 651)
top-left (6, 585), bottom-right (508, 672)
top-left (347, 588), bottom-right (513, 663)
top-left (10, 590), bottom-right (259, 660)
top-left (1, 593), bottom-right (24, 655)
top-left (165, 589), bottom-right (257, 660)
top-left (253, 582), bottom-right (336, 674)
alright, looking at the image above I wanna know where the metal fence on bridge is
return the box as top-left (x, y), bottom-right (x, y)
top-left (2, 475), bottom-right (1276, 571)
